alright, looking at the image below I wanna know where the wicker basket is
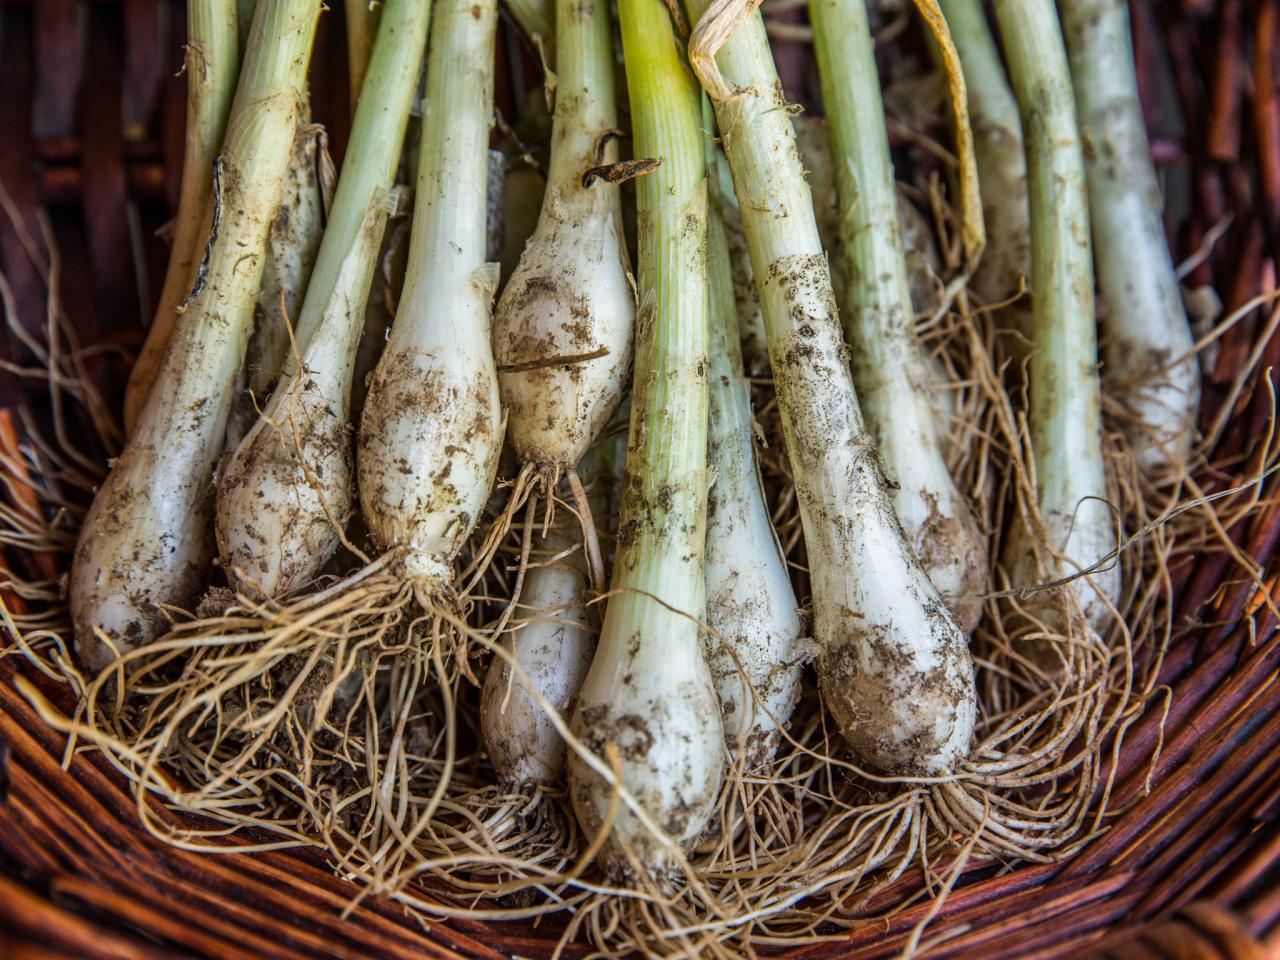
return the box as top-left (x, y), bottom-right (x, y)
top-left (2, 0), bottom-right (1279, 956)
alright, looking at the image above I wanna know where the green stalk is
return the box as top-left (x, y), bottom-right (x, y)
top-left (611, 26), bottom-right (709, 699)
top-left (286, 0), bottom-right (428, 371)
top-left (72, 0), bottom-right (321, 671)
top-left (938, 0), bottom-right (1029, 303)
top-left (407, 8), bottom-right (493, 301)
top-left (124, 0), bottom-right (241, 435)
top-left (812, 0), bottom-right (986, 631)
top-left (684, 0), bottom-right (974, 775)
top-left (568, 0), bottom-right (722, 879)
top-left (1060, 0), bottom-right (1199, 473)
top-left (545, 0), bottom-right (614, 195)
top-left (994, 0), bottom-right (1119, 632)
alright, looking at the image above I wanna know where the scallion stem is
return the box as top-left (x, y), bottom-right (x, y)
top-left (994, 0), bottom-right (1120, 632)
top-left (1061, 0), bottom-right (1199, 473)
top-left (71, 0), bottom-right (321, 672)
top-left (813, 0), bottom-right (987, 632)
top-left (216, 0), bottom-right (431, 597)
top-left (357, 0), bottom-right (504, 590)
top-left (685, 0), bottom-right (974, 775)
top-left (704, 101), bottom-right (807, 763)
top-left (568, 0), bottom-right (722, 880)
top-left (493, 0), bottom-right (633, 481)
top-left (123, 0), bottom-right (242, 435)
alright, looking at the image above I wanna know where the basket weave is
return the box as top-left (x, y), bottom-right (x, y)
top-left (1, 0), bottom-right (1279, 956)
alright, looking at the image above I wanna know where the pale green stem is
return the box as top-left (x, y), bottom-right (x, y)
top-left (569, 0), bottom-right (722, 874)
top-left (71, 0), bottom-right (321, 666)
top-left (812, 0), bottom-right (986, 630)
top-left (813, 0), bottom-right (916, 378)
top-left (124, 0), bottom-right (241, 434)
top-left (137, 0), bottom-right (319, 443)
top-left (545, 0), bottom-right (616, 198)
top-left (683, 0), bottom-right (974, 774)
top-left (354, 0), bottom-right (501, 581)
top-left (405, 0), bottom-right (496, 301)
top-left (283, 0), bottom-right (430, 373)
top-left (613, 10), bottom-right (709, 623)
top-left (1060, 0), bottom-right (1199, 472)
top-left (994, 0), bottom-right (1119, 623)
top-left (703, 100), bottom-right (805, 759)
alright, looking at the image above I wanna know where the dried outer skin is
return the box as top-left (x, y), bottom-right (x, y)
top-left (1061, 0), bottom-right (1199, 473)
top-left (70, 1), bottom-right (320, 675)
top-left (685, 0), bottom-right (976, 775)
top-left (939, 0), bottom-right (1031, 306)
top-left (480, 521), bottom-right (596, 785)
top-left (493, 0), bottom-right (633, 472)
top-left (216, 202), bottom-right (390, 597)
top-left (357, 0), bottom-right (503, 582)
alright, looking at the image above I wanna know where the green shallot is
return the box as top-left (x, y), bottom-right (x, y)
top-left (123, 0), bottom-right (242, 436)
top-left (994, 0), bottom-right (1120, 634)
top-left (686, 0), bottom-right (975, 774)
top-left (215, 0), bottom-right (430, 598)
top-left (357, 0), bottom-right (503, 600)
top-left (480, 443), bottom-right (608, 786)
top-left (71, 0), bottom-right (321, 672)
top-left (567, 0), bottom-right (722, 880)
top-left (493, 0), bottom-right (634, 554)
top-left (813, 0), bottom-right (987, 632)
top-left (704, 126), bottom-right (808, 763)
top-left (1061, 0), bottom-right (1199, 474)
